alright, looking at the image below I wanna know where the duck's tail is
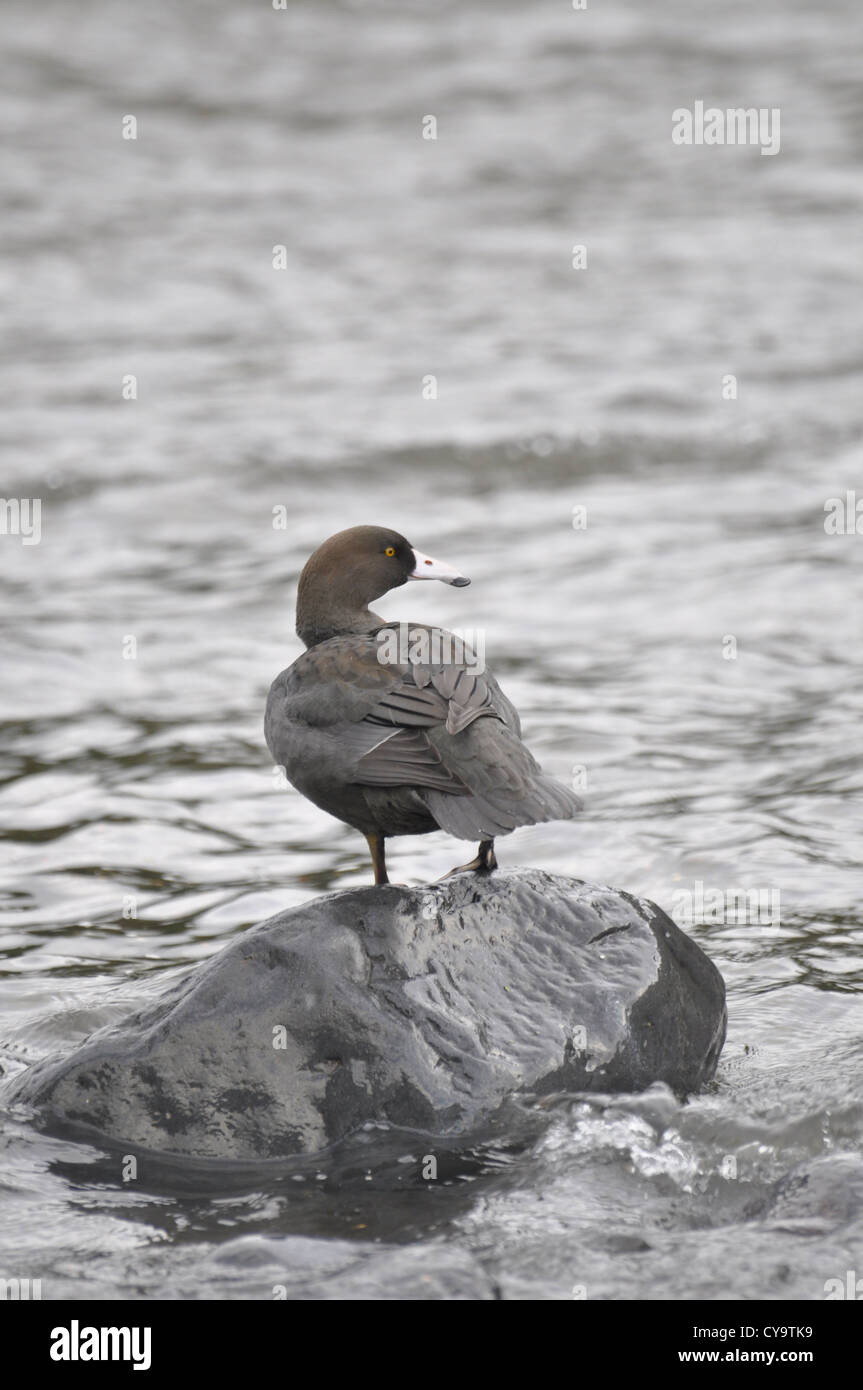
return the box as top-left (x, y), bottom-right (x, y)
top-left (423, 771), bottom-right (581, 841)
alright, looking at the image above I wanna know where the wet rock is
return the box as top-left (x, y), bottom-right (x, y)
top-left (11, 871), bottom-right (726, 1162)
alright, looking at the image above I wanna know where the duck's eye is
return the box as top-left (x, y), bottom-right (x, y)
top-left (385, 546), bottom-right (395, 557)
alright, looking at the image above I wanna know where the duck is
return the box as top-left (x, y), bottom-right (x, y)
top-left (265, 525), bottom-right (581, 884)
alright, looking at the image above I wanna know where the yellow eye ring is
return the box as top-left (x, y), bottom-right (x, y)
top-left (385, 546), bottom-right (395, 557)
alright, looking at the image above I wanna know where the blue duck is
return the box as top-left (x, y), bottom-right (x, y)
top-left (265, 526), bottom-right (580, 883)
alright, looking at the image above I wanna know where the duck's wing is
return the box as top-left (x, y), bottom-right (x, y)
top-left (358, 659), bottom-right (581, 838)
top-left (268, 629), bottom-right (580, 838)
top-left (348, 659), bottom-right (505, 793)
top-left (269, 631), bottom-right (511, 792)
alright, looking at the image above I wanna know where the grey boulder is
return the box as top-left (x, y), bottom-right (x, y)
top-left (12, 871), bottom-right (726, 1162)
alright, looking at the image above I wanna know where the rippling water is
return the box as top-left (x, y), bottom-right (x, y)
top-left (1, 0), bottom-right (862, 1300)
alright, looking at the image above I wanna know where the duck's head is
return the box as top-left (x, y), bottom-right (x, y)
top-left (296, 525), bottom-right (469, 647)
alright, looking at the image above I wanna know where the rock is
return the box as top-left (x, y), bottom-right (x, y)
top-left (11, 870), bottom-right (726, 1162)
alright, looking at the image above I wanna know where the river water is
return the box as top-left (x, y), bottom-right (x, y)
top-left (1, 0), bottom-right (862, 1300)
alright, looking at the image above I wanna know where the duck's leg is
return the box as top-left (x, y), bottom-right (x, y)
top-left (440, 838), bottom-right (497, 879)
top-left (365, 832), bottom-right (389, 885)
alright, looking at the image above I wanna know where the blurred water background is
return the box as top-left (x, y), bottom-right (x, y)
top-left (1, 0), bottom-right (862, 1299)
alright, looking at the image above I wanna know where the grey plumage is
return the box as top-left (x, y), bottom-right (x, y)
top-left (265, 526), bottom-right (580, 882)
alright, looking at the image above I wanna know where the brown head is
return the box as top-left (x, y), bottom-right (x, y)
top-left (295, 525), bottom-right (469, 647)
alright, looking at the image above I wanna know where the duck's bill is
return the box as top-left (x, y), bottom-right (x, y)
top-left (409, 549), bottom-right (470, 586)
